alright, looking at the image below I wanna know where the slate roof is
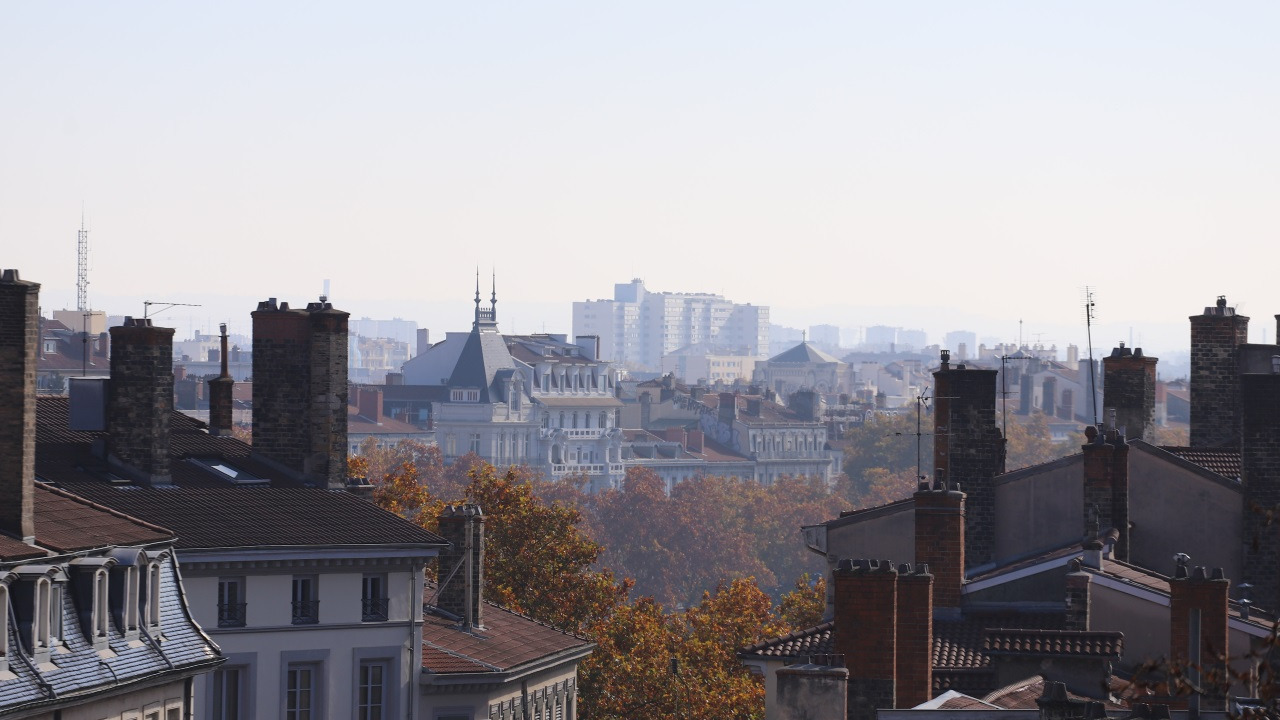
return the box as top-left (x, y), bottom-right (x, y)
top-left (768, 342), bottom-right (843, 365)
top-left (448, 329), bottom-right (516, 402)
top-left (1159, 446), bottom-right (1242, 480)
top-left (421, 583), bottom-right (593, 675)
top-left (0, 556), bottom-right (221, 714)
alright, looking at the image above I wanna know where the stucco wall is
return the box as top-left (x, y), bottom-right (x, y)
top-left (994, 456), bottom-right (1083, 564)
top-left (1128, 446), bottom-right (1242, 582)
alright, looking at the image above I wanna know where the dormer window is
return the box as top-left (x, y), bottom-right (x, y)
top-left (94, 569), bottom-right (110, 640)
top-left (450, 388), bottom-right (480, 403)
top-left (0, 582), bottom-right (9, 674)
top-left (143, 561), bottom-right (163, 630)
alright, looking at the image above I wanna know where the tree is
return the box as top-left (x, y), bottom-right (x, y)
top-left (839, 411), bottom-right (931, 505)
top-left (778, 573), bottom-right (826, 630)
top-left (462, 463), bottom-right (630, 633)
top-left (579, 578), bottom-right (781, 720)
top-left (1002, 411), bottom-right (1083, 471)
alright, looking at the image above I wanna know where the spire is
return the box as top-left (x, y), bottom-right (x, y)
top-left (490, 268), bottom-right (497, 314)
top-left (474, 267), bottom-right (482, 328)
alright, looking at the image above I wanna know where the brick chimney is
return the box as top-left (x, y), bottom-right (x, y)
top-left (775, 659), bottom-right (848, 720)
top-left (1103, 343), bottom-right (1158, 442)
top-left (252, 298), bottom-right (350, 489)
top-left (1064, 559), bottom-right (1091, 631)
top-left (913, 480), bottom-right (965, 612)
top-left (0, 270), bottom-right (39, 542)
top-left (895, 563), bottom-right (934, 709)
top-left (932, 355), bottom-right (1002, 568)
top-left (1189, 297), bottom-right (1248, 448)
top-left (356, 386), bottom-right (383, 424)
top-left (208, 322), bottom-right (234, 435)
top-left (108, 317), bottom-right (174, 486)
top-left (1081, 425), bottom-right (1130, 561)
top-left (1169, 562), bottom-right (1229, 711)
top-left (1240, 370), bottom-right (1280, 613)
top-left (687, 429), bottom-right (704, 453)
top-left (834, 559), bottom-right (897, 720)
top-left (718, 392), bottom-right (738, 424)
top-left (436, 504), bottom-right (485, 630)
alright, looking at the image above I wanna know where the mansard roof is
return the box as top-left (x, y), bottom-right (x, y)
top-left (447, 327), bottom-right (516, 402)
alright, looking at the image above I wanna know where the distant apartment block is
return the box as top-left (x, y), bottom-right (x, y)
top-left (350, 316), bottom-right (419, 345)
top-left (573, 279), bottom-right (769, 371)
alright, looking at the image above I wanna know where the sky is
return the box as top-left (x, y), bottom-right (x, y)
top-left (2, 2), bottom-right (1278, 358)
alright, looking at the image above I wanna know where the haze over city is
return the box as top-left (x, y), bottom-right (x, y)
top-left (4, 2), bottom-right (1278, 357)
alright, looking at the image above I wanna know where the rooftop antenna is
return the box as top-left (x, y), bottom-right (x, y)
top-left (1083, 286), bottom-right (1098, 427)
top-left (76, 209), bottom-right (89, 312)
top-left (322, 279), bottom-right (331, 303)
top-left (143, 300), bottom-right (201, 319)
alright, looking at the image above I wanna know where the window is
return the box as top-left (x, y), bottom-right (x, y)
top-left (361, 575), bottom-right (388, 622)
top-left (291, 576), bottom-right (319, 625)
top-left (468, 433), bottom-right (481, 454)
top-left (94, 569), bottom-right (110, 639)
top-left (0, 585), bottom-right (8, 672)
top-left (212, 666), bottom-right (245, 720)
top-left (144, 563), bottom-right (162, 629)
top-left (286, 663), bottom-right (318, 720)
top-left (357, 661), bottom-right (387, 720)
top-left (218, 577), bottom-right (246, 628)
top-left (33, 578), bottom-right (51, 650)
top-left (49, 582), bottom-right (64, 645)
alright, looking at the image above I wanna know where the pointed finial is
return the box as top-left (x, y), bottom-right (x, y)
top-left (491, 268), bottom-right (497, 309)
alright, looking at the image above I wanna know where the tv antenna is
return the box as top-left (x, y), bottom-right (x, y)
top-left (1083, 287), bottom-right (1098, 427)
top-left (144, 300), bottom-right (201, 319)
top-left (888, 386), bottom-right (957, 484)
top-left (76, 211), bottom-right (90, 312)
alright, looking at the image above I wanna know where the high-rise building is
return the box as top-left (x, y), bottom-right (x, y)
top-left (572, 279), bottom-right (769, 371)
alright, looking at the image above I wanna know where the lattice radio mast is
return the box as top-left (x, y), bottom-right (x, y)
top-left (76, 212), bottom-right (90, 311)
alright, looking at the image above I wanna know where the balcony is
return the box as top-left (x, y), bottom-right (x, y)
top-left (217, 602), bottom-right (247, 628)
top-left (291, 600), bottom-right (320, 625)
top-left (362, 597), bottom-right (389, 622)
top-left (550, 463), bottom-right (625, 477)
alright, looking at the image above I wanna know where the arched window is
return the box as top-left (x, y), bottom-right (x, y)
top-left (0, 584), bottom-right (8, 669)
top-left (94, 569), bottom-right (110, 639)
top-left (33, 578), bottom-right (51, 650)
top-left (145, 562), bottom-right (163, 629)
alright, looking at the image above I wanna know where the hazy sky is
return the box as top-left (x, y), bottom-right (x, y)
top-left (3, 3), bottom-right (1277, 356)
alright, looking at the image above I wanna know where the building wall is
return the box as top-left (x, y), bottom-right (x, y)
top-left (820, 506), bottom-right (915, 609)
top-left (51, 679), bottom-right (189, 720)
top-left (421, 665), bottom-right (580, 720)
top-left (186, 561), bottom-right (424, 720)
top-left (993, 457), bottom-right (1083, 565)
top-left (1128, 448), bottom-right (1243, 583)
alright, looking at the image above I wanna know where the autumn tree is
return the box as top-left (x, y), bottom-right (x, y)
top-left (778, 573), bottom-right (826, 631)
top-left (579, 578), bottom-right (782, 720)
top-left (839, 411), bottom-right (931, 506)
top-left (1001, 411), bottom-right (1083, 471)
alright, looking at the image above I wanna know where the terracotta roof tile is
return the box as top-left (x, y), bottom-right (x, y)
top-left (739, 621), bottom-right (835, 658)
top-left (0, 534), bottom-right (46, 561)
top-left (32, 484), bottom-right (173, 552)
top-left (1159, 446), bottom-right (1241, 480)
top-left (982, 628), bottom-right (1123, 658)
top-left (422, 583), bottom-right (592, 674)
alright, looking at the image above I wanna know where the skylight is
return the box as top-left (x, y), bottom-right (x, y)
top-left (190, 459), bottom-right (269, 486)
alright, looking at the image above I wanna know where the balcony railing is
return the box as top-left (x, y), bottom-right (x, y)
top-left (291, 600), bottom-right (320, 625)
top-left (362, 597), bottom-right (389, 622)
top-left (217, 602), bottom-right (247, 628)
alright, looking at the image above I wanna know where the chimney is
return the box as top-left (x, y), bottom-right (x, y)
top-left (894, 563), bottom-right (934, 709)
top-left (436, 504), bottom-right (485, 630)
top-left (252, 298), bottom-right (350, 490)
top-left (575, 334), bottom-right (599, 361)
top-left (718, 392), bottom-right (738, 424)
top-left (1064, 559), bottom-right (1091, 631)
top-left (0, 269), bottom-right (38, 542)
top-left (208, 322), bottom-right (234, 436)
top-left (107, 317), bottom-right (175, 486)
top-left (639, 391), bottom-right (652, 428)
top-left (687, 429), bottom-right (704, 453)
top-left (914, 480), bottom-right (965, 612)
top-left (1240, 371), bottom-right (1280, 613)
top-left (357, 386), bottom-right (383, 424)
top-left (385, 372), bottom-right (403, 386)
top-left (746, 397), bottom-right (762, 417)
top-left (932, 361), bottom-right (1002, 568)
top-left (1102, 343), bottom-right (1158, 441)
top-left (775, 659), bottom-right (848, 720)
top-left (833, 559), bottom-right (897, 720)
top-left (416, 327), bottom-right (431, 357)
top-left (1169, 563), bottom-right (1229, 711)
top-left (1042, 375), bottom-right (1057, 417)
top-left (1081, 425), bottom-right (1130, 561)
top-left (1189, 296), bottom-right (1248, 448)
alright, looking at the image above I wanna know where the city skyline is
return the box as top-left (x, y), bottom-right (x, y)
top-left (3, 2), bottom-right (1276, 357)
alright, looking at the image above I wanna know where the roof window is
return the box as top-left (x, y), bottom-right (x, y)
top-left (190, 459), bottom-right (270, 486)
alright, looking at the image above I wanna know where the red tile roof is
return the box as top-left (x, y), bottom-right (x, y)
top-left (32, 484), bottom-right (173, 552)
top-left (422, 583), bottom-right (592, 674)
top-left (1159, 446), bottom-right (1241, 480)
top-left (982, 628), bottom-right (1123, 658)
top-left (0, 534), bottom-right (46, 561)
